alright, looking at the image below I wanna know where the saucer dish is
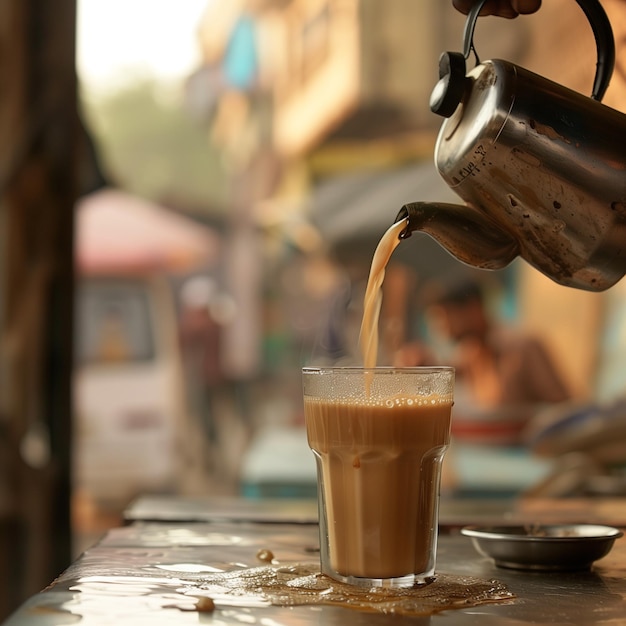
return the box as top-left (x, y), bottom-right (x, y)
top-left (461, 524), bottom-right (623, 571)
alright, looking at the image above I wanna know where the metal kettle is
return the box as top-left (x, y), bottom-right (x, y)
top-left (396, 0), bottom-right (626, 291)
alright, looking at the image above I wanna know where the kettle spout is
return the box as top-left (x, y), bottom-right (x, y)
top-left (395, 202), bottom-right (520, 271)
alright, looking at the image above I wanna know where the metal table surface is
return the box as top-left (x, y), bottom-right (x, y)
top-left (5, 496), bottom-right (626, 625)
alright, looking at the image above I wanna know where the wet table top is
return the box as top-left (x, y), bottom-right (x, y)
top-left (5, 496), bottom-right (626, 625)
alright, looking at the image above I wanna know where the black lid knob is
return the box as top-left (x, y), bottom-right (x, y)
top-left (429, 52), bottom-right (466, 118)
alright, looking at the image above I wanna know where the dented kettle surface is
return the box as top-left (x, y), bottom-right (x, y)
top-left (433, 59), bottom-right (626, 291)
top-left (400, 0), bottom-right (626, 292)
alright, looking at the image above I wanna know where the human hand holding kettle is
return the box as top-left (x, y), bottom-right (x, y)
top-left (453, 0), bottom-right (542, 17)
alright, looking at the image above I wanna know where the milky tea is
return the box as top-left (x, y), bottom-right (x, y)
top-left (303, 221), bottom-right (454, 587)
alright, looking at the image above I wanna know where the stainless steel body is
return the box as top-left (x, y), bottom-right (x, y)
top-left (396, 0), bottom-right (626, 292)
top-left (434, 59), bottom-right (626, 291)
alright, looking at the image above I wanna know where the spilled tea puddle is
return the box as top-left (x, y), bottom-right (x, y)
top-left (183, 563), bottom-right (514, 617)
top-left (54, 562), bottom-right (513, 620)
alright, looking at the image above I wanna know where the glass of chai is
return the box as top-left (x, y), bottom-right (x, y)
top-left (303, 366), bottom-right (454, 588)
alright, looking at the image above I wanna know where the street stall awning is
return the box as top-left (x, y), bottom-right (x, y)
top-left (76, 188), bottom-right (221, 275)
top-left (307, 160), bottom-right (481, 281)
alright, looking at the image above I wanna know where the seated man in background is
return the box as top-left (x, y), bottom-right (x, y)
top-left (395, 279), bottom-right (571, 416)
top-left (438, 280), bottom-right (568, 406)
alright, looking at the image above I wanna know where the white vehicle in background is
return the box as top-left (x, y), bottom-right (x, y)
top-left (73, 275), bottom-right (186, 510)
top-left (72, 188), bottom-right (221, 512)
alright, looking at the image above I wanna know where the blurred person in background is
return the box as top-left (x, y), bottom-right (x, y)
top-left (395, 279), bottom-right (571, 417)
top-left (179, 276), bottom-right (224, 452)
top-left (435, 280), bottom-right (568, 407)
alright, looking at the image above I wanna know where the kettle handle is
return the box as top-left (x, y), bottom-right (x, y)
top-left (462, 0), bottom-right (615, 101)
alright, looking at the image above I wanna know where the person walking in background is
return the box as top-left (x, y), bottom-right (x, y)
top-left (179, 276), bottom-right (224, 449)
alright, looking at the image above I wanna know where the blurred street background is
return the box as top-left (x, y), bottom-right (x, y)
top-left (2, 0), bottom-right (626, 618)
top-left (71, 0), bottom-right (626, 539)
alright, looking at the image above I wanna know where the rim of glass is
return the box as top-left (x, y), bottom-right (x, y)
top-left (302, 366), bottom-right (454, 374)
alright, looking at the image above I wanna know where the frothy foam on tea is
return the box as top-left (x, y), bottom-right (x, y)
top-left (308, 394), bottom-right (451, 408)
top-left (359, 219), bottom-right (407, 368)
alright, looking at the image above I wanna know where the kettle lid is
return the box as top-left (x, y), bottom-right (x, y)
top-left (430, 0), bottom-right (616, 118)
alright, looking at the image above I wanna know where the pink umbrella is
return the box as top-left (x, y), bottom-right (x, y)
top-left (76, 188), bottom-right (221, 275)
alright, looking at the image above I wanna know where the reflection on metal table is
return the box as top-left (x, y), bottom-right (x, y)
top-left (4, 496), bottom-right (626, 625)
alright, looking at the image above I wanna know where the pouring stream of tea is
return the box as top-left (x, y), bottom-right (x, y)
top-left (359, 219), bottom-right (407, 369)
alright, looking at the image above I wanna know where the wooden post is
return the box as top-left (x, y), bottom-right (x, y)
top-left (0, 0), bottom-right (80, 616)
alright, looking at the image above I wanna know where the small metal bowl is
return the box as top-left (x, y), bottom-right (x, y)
top-left (461, 524), bottom-right (623, 571)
